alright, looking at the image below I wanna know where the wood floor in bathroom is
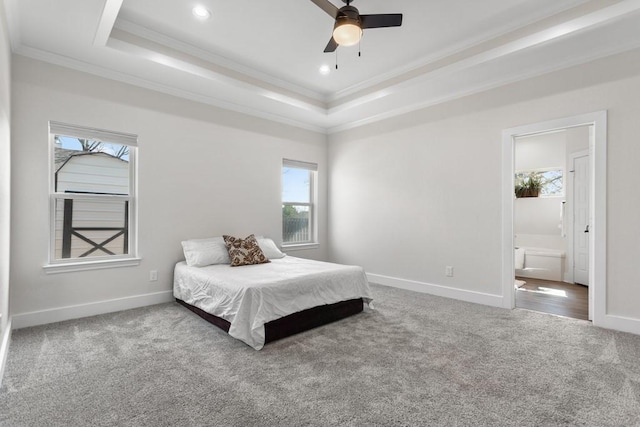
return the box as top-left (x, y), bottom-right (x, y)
top-left (515, 277), bottom-right (589, 321)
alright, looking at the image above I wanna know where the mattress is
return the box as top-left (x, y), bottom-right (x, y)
top-left (173, 256), bottom-right (373, 349)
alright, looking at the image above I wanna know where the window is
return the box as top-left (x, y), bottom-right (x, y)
top-left (46, 122), bottom-right (139, 272)
top-left (515, 168), bottom-right (564, 197)
top-left (282, 159), bottom-right (317, 246)
top-left (537, 169), bottom-right (564, 196)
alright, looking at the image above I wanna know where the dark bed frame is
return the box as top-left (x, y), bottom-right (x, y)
top-left (176, 297), bottom-right (364, 344)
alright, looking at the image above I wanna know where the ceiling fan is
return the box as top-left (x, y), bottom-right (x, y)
top-left (310, 0), bottom-right (403, 53)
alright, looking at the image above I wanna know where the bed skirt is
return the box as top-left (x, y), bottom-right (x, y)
top-left (176, 297), bottom-right (364, 344)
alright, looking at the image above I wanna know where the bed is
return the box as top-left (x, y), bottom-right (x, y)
top-left (173, 255), bottom-right (373, 350)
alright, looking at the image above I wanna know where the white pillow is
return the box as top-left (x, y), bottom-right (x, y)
top-left (181, 237), bottom-right (230, 267)
top-left (257, 237), bottom-right (286, 259)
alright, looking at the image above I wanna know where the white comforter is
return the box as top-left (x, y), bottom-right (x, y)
top-left (173, 256), bottom-right (372, 350)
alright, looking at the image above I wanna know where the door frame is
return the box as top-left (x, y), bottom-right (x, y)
top-left (501, 111), bottom-right (606, 324)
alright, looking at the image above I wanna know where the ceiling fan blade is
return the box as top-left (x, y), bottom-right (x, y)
top-left (361, 14), bottom-right (403, 29)
top-left (310, 0), bottom-right (339, 19)
top-left (324, 37), bottom-right (338, 53)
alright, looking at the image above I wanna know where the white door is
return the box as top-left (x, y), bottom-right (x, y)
top-left (573, 154), bottom-right (590, 286)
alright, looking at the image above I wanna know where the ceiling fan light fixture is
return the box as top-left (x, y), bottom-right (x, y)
top-left (312, 0), bottom-right (402, 53)
top-left (333, 21), bottom-right (362, 46)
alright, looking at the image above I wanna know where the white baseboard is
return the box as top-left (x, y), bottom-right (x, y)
top-left (368, 273), bottom-right (640, 337)
top-left (0, 317), bottom-right (12, 389)
top-left (11, 290), bottom-right (175, 330)
top-left (367, 273), bottom-right (504, 308)
top-left (596, 313), bottom-right (640, 336)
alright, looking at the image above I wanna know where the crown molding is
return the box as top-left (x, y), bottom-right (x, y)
top-left (107, 27), bottom-right (327, 116)
top-left (2, 0), bottom-right (20, 51)
top-left (13, 33), bottom-right (640, 137)
top-left (326, 0), bottom-right (610, 104)
top-left (114, 19), bottom-right (326, 104)
top-left (327, 39), bottom-right (640, 134)
top-left (12, 44), bottom-right (328, 134)
top-left (327, 0), bottom-right (640, 115)
top-left (7, 0), bottom-right (640, 135)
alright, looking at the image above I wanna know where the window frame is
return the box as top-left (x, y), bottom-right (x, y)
top-left (44, 122), bottom-right (140, 274)
top-left (282, 159), bottom-right (318, 249)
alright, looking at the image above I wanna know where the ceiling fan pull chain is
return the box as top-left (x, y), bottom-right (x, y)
top-left (359, 39), bottom-right (361, 57)
top-left (336, 50), bottom-right (339, 70)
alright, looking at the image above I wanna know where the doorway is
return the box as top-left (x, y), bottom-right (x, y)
top-left (512, 128), bottom-right (590, 320)
top-left (501, 112), bottom-right (607, 324)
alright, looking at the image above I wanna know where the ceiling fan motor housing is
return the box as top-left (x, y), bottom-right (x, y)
top-left (335, 5), bottom-right (361, 27)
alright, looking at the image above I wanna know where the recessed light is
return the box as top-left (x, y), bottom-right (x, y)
top-left (192, 6), bottom-right (211, 19)
top-left (319, 64), bottom-right (331, 75)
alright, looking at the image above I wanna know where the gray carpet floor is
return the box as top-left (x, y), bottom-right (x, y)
top-left (1, 284), bottom-right (639, 426)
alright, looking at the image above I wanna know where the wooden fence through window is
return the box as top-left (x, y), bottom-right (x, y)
top-left (61, 198), bottom-right (129, 258)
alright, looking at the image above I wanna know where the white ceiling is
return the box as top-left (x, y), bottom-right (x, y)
top-left (5, 0), bottom-right (640, 132)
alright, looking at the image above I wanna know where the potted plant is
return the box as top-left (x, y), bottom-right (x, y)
top-left (515, 171), bottom-right (542, 198)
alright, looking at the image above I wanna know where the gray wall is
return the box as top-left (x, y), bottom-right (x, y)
top-left (8, 45), bottom-right (640, 334)
top-left (328, 48), bottom-right (640, 323)
top-left (10, 55), bottom-right (327, 320)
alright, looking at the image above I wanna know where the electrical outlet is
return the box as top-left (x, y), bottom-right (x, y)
top-left (149, 270), bottom-right (158, 281)
top-left (445, 266), bottom-right (454, 277)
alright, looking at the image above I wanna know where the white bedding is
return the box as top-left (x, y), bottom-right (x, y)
top-left (173, 256), bottom-right (372, 350)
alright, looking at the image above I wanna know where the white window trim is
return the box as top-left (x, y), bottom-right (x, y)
top-left (44, 122), bottom-right (139, 272)
top-left (283, 243), bottom-right (320, 251)
top-left (43, 258), bottom-right (142, 274)
top-left (282, 159), bottom-right (318, 247)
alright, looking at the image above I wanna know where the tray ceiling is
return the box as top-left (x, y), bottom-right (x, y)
top-left (5, 0), bottom-right (640, 132)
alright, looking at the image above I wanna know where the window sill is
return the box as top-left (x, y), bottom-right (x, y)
top-left (43, 258), bottom-right (142, 274)
top-left (282, 243), bottom-right (319, 252)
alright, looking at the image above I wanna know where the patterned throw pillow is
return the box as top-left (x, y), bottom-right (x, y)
top-left (223, 234), bottom-right (270, 267)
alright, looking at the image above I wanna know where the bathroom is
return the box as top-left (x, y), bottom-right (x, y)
top-left (514, 126), bottom-right (590, 319)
